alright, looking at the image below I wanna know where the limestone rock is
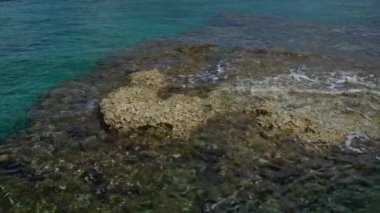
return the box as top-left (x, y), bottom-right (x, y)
top-left (100, 70), bottom-right (210, 139)
top-left (101, 69), bottom-right (380, 144)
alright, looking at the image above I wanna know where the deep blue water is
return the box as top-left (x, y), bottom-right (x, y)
top-left (0, 0), bottom-right (379, 140)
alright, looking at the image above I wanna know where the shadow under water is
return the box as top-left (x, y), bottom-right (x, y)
top-left (1, 15), bottom-right (380, 212)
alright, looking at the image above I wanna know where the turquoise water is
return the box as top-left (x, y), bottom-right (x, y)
top-left (0, 0), bottom-right (379, 140)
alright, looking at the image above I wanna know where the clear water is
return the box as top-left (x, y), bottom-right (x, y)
top-left (0, 0), bottom-right (379, 140)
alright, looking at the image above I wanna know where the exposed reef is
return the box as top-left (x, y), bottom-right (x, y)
top-left (101, 69), bottom-right (208, 139)
top-left (101, 69), bottom-right (380, 146)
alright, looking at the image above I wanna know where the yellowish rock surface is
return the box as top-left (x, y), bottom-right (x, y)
top-left (100, 70), bottom-right (210, 139)
top-left (101, 70), bottom-right (380, 144)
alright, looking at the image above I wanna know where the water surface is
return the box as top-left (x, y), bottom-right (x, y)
top-left (1, 0), bottom-right (380, 140)
top-left (1, 1), bottom-right (380, 211)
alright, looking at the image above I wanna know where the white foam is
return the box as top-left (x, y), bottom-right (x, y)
top-left (342, 132), bottom-right (369, 154)
top-left (233, 84), bottom-right (380, 97)
top-left (326, 71), bottom-right (378, 90)
top-left (175, 61), bottom-right (228, 86)
top-left (233, 65), bottom-right (380, 96)
top-left (289, 66), bottom-right (319, 83)
top-left (175, 62), bottom-right (379, 97)
top-left (216, 62), bottom-right (225, 74)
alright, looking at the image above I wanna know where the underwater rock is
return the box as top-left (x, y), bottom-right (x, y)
top-left (82, 167), bottom-right (105, 185)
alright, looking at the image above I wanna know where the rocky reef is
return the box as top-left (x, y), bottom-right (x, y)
top-left (0, 39), bottom-right (380, 212)
top-left (101, 68), bottom-right (380, 147)
top-left (101, 69), bottom-right (208, 139)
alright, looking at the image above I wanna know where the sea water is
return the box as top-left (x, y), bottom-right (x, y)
top-left (0, 0), bottom-right (379, 140)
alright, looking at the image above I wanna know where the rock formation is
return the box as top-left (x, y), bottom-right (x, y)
top-left (100, 70), bottom-right (211, 139)
top-left (101, 69), bottom-right (380, 144)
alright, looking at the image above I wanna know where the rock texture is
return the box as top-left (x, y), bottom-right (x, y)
top-left (100, 70), bottom-right (210, 139)
top-left (101, 69), bottom-right (380, 144)
top-left (209, 87), bottom-right (380, 144)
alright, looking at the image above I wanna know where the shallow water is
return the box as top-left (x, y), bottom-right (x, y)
top-left (1, 38), bottom-right (379, 211)
top-left (0, 0), bottom-right (380, 212)
top-left (1, 0), bottom-right (380, 140)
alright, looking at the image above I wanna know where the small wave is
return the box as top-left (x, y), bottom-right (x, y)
top-left (232, 65), bottom-right (379, 96)
top-left (289, 66), bottom-right (319, 83)
top-left (233, 85), bottom-right (380, 97)
top-left (173, 61), bottom-right (228, 86)
top-left (326, 71), bottom-right (378, 90)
